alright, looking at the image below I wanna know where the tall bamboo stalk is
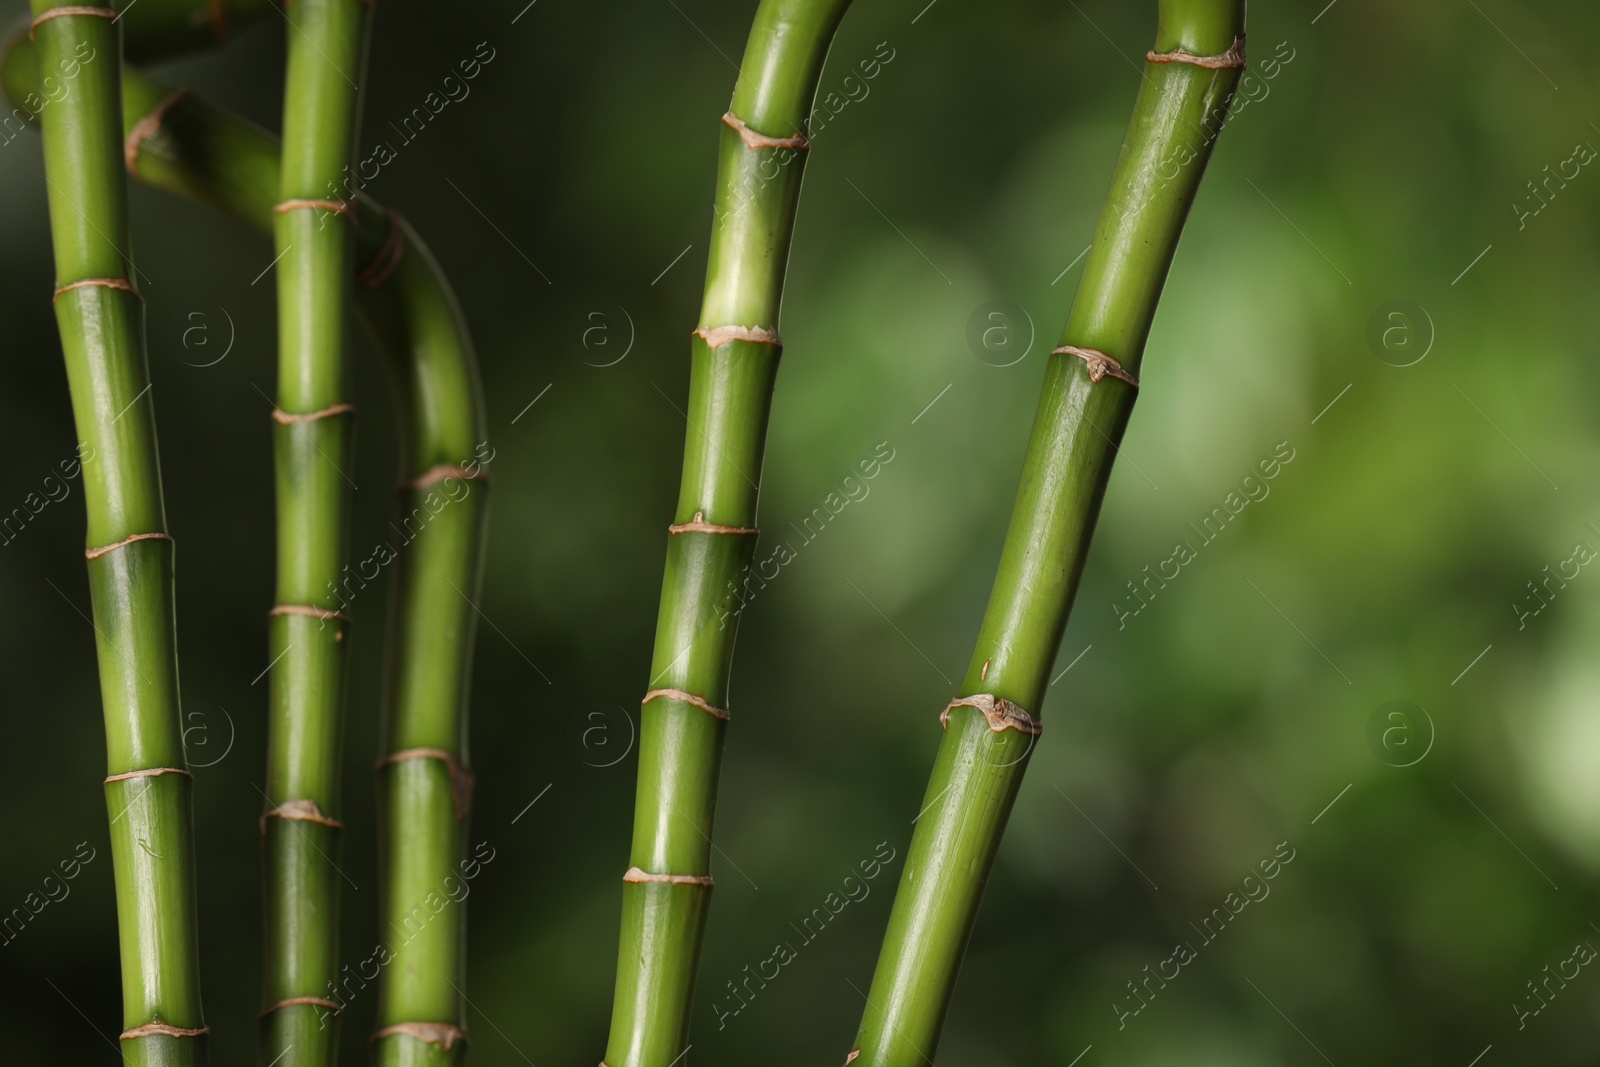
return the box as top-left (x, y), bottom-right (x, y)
top-left (263, 1), bottom-right (371, 1064)
top-left (605, 0), bottom-right (852, 1063)
top-left (24, 0), bottom-right (208, 1063)
top-left (112, 64), bottom-right (486, 1065)
top-left (847, 2), bottom-right (1245, 1064)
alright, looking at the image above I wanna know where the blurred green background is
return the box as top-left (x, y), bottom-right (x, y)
top-left (3, 0), bottom-right (1600, 1063)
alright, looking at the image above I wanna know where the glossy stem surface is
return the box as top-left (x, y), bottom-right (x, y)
top-left (25, 2), bottom-right (207, 1064)
top-left (849, 3), bottom-right (1245, 1064)
top-left (605, 1), bottom-right (852, 1064)
top-left (264, 1), bottom-right (371, 1064)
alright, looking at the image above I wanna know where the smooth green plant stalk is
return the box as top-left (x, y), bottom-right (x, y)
top-left (264, 1), bottom-right (371, 1065)
top-left (116, 70), bottom-right (485, 1067)
top-left (24, 1), bottom-right (208, 1064)
top-left (103, 49), bottom-right (486, 1065)
top-left (848, 2), bottom-right (1245, 1064)
top-left (605, 0), bottom-right (851, 1063)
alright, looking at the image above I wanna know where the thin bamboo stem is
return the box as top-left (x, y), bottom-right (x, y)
top-left (10, 34), bottom-right (488, 1056)
top-left (605, 1), bottom-right (852, 1063)
top-left (113, 66), bottom-right (486, 1066)
top-left (847, 2), bottom-right (1245, 1064)
top-left (265, 1), bottom-right (371, 1064)
top-left (23, 1), bottom-right (208, 1063)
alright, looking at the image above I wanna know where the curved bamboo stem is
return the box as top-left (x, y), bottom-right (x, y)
top-left (604, 1), bottom-right (853, 1063)
top-left (847, 2), bottom-right (1246, 1064)
top-left (264, 2), bottom-right (371, 1064)
top-left (117, 72), bottom-right (487, 1067)
top-left (23, 1), bottom-right (208, 1063)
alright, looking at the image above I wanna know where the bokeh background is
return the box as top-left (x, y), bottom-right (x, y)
top-left (3, 0), bottom-right (1600, 1063)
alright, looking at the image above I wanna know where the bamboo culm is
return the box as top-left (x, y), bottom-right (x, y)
top-left (6, 25), bottom-right (491, 1055)
top-left (847, 2), bottom-right (1246, 1064)
top-left (24, 0), bottom-right (208, 1064)
top-left (263, 1), bottom-right (371, 1065)
top-left (604, 1), bottom-right (854, 1064)
top-left (110, 63), bottom-right (488, 1064)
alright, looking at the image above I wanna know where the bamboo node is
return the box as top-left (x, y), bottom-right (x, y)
top-left (722, 111), bottom-right (809, 151)
top-left (125, 88), bottom-right (191, 176)
top-left (371, 1022), bottom-right (468, 1050)
top-left (376, 748), bottom-right (475, 820)
top-left (940, 694), bottom-right (1042, 736)
top-left (668, 510), bottom-right (757, 536)
top-left (623, 866), bottom-right (715, 887)
top-left (29, 5), bottom-right (115, 39)
top-left (356, 210), bottom-right (406, 288)
top-left (272, 402), bottom-right (356, 424)
top-left (260, 995), bottom-right (343, 1018)
top-left (104, 766), bottom-right (192, 784)
top-left (261, 798), bottom-right (344, 836)
top-left (85, 531), bottom-right (172, 560)
top-left (1053, 346), bottom-right (1140, 388)
top-left (274, 198), bottom-right (356, 217)
top-left (1147, 35), bottom-right (1246, 69)
top-left (53, 277), bottom-right (141, 303)
top-left (269, 603), bottom-right (352, 624)
top-left (399, 463), bottom-right (489, 492)
top-left (119, 1022), bottom-right (209, 1040)
top-left (845, 1052), bottom-right (861, 1065)
top-left (642, 687), bottom-right (731, 721)
top-left (693, 324), bottom-right (782, 349)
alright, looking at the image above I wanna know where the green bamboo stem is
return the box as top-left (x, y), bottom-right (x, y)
top-left (264, 2), bottom-right (371, 1064)
top-left (23, 1), bottom-right (208, 1064)
top-left (114, 69), bottom-right (485, 1067)
top-left (847, 3), bottom-right (1245, 1064)
top-left (9, 30), bottom-right (487, 1056)
top-left (605, 1), bottom-right (852, 1063)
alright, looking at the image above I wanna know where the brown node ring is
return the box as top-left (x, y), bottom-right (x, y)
top-left (668, 510), bottom-right (757, 536)
top-left (399, 463), bottom-right (489, 493)
top-left (376, 748), bottom-right (474, 820)
top-left (260, 798), bottom-right (344, 837)
top-left (54, 277), bottom-right (141, 303)
top-left (125, 88), bottom-right (190, 176)
top-left (260, 996), bottom-right (343, 1018)
top-left (104, 766), bottom-right (192, 784)
top-left (275, 198), bottom-right (355, 218)
top-left (85, 531), bottom-right (172, 561)
top-left (272, 402), bottom-right (356, 425)
top-left (722, 111), bottom-right (809, 151)
top-left (269, 603), bottom-right (352, 624)
top-left (1053, 346), bottom-right (1140, 389)
top-left (940, 694), bottom-right (1042, 736)
top-left (120, 1022), bottom-right (209, 1041)
top-left (641, 688), bottom-right (731, 721)
top-left (30, 5), bottom-right (115, 38)
top-left (356, 210), bottom-right (406, 288)
top-left (623, 866), bottom-right (715, 887)
top-left (371, 1022), bottom-right (468, 1051)
top-left (693, 324), bottom-right (782, 349)
top-left (1146, 35), bottom-right (1246, 69)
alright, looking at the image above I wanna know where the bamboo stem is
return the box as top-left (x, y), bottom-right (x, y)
top-left (113, 66), bottom-right (486, 1066)
top-left (604, 1), bottom-right (853, 1064)
top-left (23, 1), bottom-right (208, 1063)
top-left (265, 1), bottom-right (371, 1064)
top-left (847, 2), bottom-right (1245, 1064)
